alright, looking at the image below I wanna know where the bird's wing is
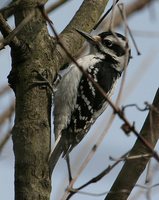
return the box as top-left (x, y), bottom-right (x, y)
top-left (53, 55), bottom-right (100, 139)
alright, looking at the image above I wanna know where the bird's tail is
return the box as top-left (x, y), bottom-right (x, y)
top-left (49, 135), bottom-right (64, 176)
top-left (49, 131), bottom-right (71, 176)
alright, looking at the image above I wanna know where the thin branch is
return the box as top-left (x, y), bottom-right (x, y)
top-left (109, 153), bottom-right (152, 162)
top-left (46, 0), bottom-right (72, 14)
top-left (0, 0), bottom-right (71, 19)
top-left (122, 49), bottom-right (157, 101)
top-left (122, 103), bottom-right (150, 112)
top-left (96, 0), bottom-right (154, 32)
top-left (0, 0), bottom-right (20, 19)
top-left (66, 182), bottom-right (159, 199)
top-left (0, 10), bottom-right (35, 50)
top-left (135, 183), bottom-right (159, 190)
top-left (0, 131), bottom-right (11, 153)
top-left (67, 151), bottom-right (152, 199)
top-left (114, 3), bottom-right (129, 107)
top-left (0, 13), bottom-right (20, 49)
top-left (66, 151), bottom-right (129, 199)
top-left (117, 3), bottom-right (141, 55)
top-left (0, 85), bottom-right (11, 96)
top-left (0, 102), bottom-right (15, 126)
top-left (109, 0), bottom-right (118, 31)
top-left (67, 188), bottom-right (129, 197)
top-left (67, 182), bottom-right (159, 199)
top-left (66, 155), bottom-right (72, 182)
top-left (93, 0), bottom-right (120, 30)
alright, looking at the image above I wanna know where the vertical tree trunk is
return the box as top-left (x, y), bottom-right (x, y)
top-left (10, 1), bottom-right (54, 199)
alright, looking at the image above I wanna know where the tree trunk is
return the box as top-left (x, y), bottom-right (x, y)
top-left (10, 1), bottom-right (53, 199)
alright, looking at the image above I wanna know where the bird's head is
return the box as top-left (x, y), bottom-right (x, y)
top-left (76, 29), bottom-right (131, 73)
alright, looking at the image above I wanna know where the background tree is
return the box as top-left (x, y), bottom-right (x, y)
top-left (0, 0), bottom-right (159, 200)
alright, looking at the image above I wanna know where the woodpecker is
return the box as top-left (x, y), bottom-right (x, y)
top-left (49, 29), bottom-right (131, 173)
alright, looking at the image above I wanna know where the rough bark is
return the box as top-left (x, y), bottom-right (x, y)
top-left (10, 1), bottom-right (53, 199)
top-left (105, 88), bottom-right (159, 200)
top-left (8, 0), bottom-right (109, 199)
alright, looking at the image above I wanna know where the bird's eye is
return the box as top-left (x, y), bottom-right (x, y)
top-left (103, 40), bottom-right (113, 47)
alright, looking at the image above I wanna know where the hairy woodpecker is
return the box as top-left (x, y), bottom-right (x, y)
top-left (49, 29), bottom-right (131, 173)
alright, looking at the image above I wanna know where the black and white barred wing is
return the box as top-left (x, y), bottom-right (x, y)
top-left (53, 54), bottom-right (105, 140)
top-left (66, 60), bottom-right (120, 148)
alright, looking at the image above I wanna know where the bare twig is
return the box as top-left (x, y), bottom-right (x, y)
top-left (66, 155), bottom-right (72, 182)
top-left (46, 0), bottom-right (72, 14)
top-left (0, 131), bottom-right (11, 153)
top-left (114, 3), bottom-right (129, 107)
top-left (135, 183), bottom-right (159, 190)
top-left (66, 151), bottom-right (152, 199)
top-left (122, 103), bottom-right (150, 112)
top-left (0, 0), bottom-right (20, 19)
top-left (93, 0), bottom-right (120, 30)
top-left (109, 0), bottom-right (118, 31)
top-left (118, 3), bottom-right (141, 55)
top-left (67, 188), bottom-right (129, 197)
top-left (0, 102), bottom-right (15, 126)
top-left (0, 85), bottom-right (11, 96)
top-left (109, 153), bottom-right (151, 162)
top-left (123, 49), bottom-right (157, 101)
top-left (0, 13), bottom-right (20, 49)
top-left (0, 0), bottom-right (71, 19)
top-left (67, 182), bottom-right (159, 199)
top-left (0, 11), bottom-right (35, 50)
top-left (130, 182), bottom-right (159, 200)
top-left (106, 0), bottom-right (154, 30)
top-left (66, 151), bottom-right (129, 199)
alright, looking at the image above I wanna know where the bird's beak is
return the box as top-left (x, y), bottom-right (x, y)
top-left (75, 29), bottom-right (101, 45)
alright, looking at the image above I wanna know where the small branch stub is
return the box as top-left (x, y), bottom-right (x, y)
top-left (121, 123), bottom-right (132, 135)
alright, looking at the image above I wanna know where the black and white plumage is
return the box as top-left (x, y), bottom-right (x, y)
top-left (49, 30), bottom-right (131, 173)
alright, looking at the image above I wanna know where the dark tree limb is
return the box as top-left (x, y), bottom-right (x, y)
top-left (105, 88), bottom-right (159, 200)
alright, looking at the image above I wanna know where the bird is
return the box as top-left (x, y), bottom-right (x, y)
top-left (49, 29), bottom-right (131, 174)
